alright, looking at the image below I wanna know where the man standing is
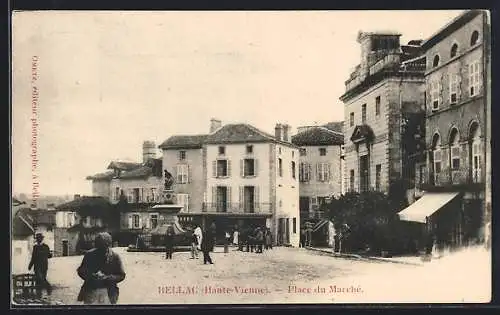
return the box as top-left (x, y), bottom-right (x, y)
top-left (201, 228), bottom-right (214, 265)
top-left (28, 233), bottom-right (52, 298)
top-left (77, 232), bottom-right (126, 304)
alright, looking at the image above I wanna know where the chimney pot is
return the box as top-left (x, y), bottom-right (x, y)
top-left (275, 123), bottom-right (283, 141)
top-left (142, 140), bottom-right (157, 163)
top-left (210, 118), bottom-right (222, 133)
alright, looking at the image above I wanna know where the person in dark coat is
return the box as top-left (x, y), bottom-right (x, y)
top-left (255, 227), bottom-right (264, 253)
top-left (201, 229), bottom-right (214, 265)
top-left (265, 228), bottom-right (273, 250)
top-left (77, 232), bottom-right (126, 304)
top-left (28, 233), bottom-right (53, 297)
top-left (164, 226), bottom-right (175, 260)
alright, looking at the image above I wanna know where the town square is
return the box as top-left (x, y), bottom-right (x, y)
top-left (11, 9), bottom-right (491, 305)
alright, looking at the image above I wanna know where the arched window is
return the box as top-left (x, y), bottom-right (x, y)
top-left (469, 122), bottom-right (482, 183)
top-left (432, 55), bottom-right (440, 67)
top-left (470, 31), bottom-right (479, 46)
top-left (449, 128), bottom-right (460, 171)
top-left (432, 133), bottom-right (442, 184)
top-left (450, 43), bottom-right (458, 58)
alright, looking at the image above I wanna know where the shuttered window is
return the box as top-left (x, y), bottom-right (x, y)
top-left (176, 164), bottom-right (189, 183)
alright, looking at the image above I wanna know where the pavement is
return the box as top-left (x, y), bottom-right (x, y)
top-left (12, 245), bottom-right (491, 305)
top-left (304, 246), bottom-right (424, 266)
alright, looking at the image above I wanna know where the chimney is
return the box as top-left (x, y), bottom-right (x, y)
top-left (142, 140), bottom-right (157, 163)
top-left (74, 194), bottom-right (81, 200)
top-left (275, 123), bottom-right (283, 141)
top-left (282, 124), bottom-right (292, 142)
top-left (210, 118), bottom-right (222, 133)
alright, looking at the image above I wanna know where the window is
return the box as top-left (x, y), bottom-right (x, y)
top-left (299, 148), bottom-right (306, 156)
top-left (242, 186), bottom-right (256, 213)
top-left (375, 96), bottom-right (381, 116)
top-left (246, 145), bottom-right (253, 154)
top-left (278, 158), bottom-right (283, 177)
top-left (469, 61), bottom-right (481, 97)
top-left (293, 218), bottom-right (297, 234)
top-left (177, 194), bottom-right (190, 212)
top-left (150, 214), bottom-right (158, 229)
top-left (361, 104), bottom-right (367, 123)
top-left (243, 158), bottom-right (256, 177)
top-left (292, 151), bottom-right (295, 158)
top-left (132, 214), bottom-right (140, 229)
top-left (450, 73), bottom-right (459, 104)
top-left (218, 146), bottom-right (226, 155)
top-left (470, 30), bottom-right (479, 46)
top-left (316, 163), bottom-right (330, 182)
top-left (133, 188), bottom-right (140, 203)
top-left (470, 123), bottom-right (482, 183)
top-left (430, 79), bottom-right (441, 110)
top-left (278, 147), bottom-right (282, 154)
top-left (419, 165), bottom-right (426, 185)
top-left (178, 150), bottom-right (186, 161)
top-left (449, 129), bottom-right (460, 171)
top-left (349, 112), bottom-right (354, 127)
top-left (299, 196), bottom-right (310, 212)
top-left (291, 161), bottom-right (296, 179)
top-left (150, 188), bottom-right (157, 202)
top-left (299, 162), bottom-right (311, 182)
top-left (432, 55), bottom-right (440, 67)
top-left (176, 164), bottom-right (189, 183)
top-left (114, 187), bottom-right (120, 201)
top-left (349, 170), bottom-right (355, 191)
top-left (375, 164), bottom-right (381, 191)
top-left (450, 43), bottom-right (458, 58)
top-left (215, 159), bottom-right (229, 177)
top-left (319, 148), bottom-right (327, 156)
top-left (317, 197), bottom-right (328, 207)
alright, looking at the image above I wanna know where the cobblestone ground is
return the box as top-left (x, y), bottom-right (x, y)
top-left (21, 246), bottom-right (490, 305)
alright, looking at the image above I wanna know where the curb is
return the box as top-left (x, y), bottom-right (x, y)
top-left (304, 247), bottom-right (424, 266)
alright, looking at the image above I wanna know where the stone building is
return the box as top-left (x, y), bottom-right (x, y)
top-left (158, 119), bottom-right (300, 247)
top-left (86, 142), bottom-right (164, 245)
top-left (399, 10), bottom-right (491, 250)
top-left (339, 31), bottom-right (426, 201)
top-left (291, 125), bottom-right (344, 222)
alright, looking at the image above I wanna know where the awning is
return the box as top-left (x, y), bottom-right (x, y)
top-left (398, 192), bottom-right (460, 223)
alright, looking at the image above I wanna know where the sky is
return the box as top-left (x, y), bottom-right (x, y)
top-left (12, 10), bottom-right (464, 196)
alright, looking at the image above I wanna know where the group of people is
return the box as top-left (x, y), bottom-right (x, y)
top-left (233, 226), bottom-right (273, 254)
top-left (28, 232), bottom-right (126, 305)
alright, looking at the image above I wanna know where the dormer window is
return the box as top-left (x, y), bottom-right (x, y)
top-left (450, 43), bottom-right (458, 58)
top-left (470, 31), bottom-right (479, 46)
top-left (432, 55), bottom-right (440, 68)
top-left (218, 146), bottom-right (226, 155)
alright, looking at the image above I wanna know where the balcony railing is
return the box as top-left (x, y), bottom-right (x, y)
top-left (419, 167), bottom-right (484, 189)
top-left (202, 203), bottom-right (272, 214)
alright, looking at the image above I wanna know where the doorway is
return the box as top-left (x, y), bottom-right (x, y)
top-left (62, 240), bottom-right (69, 256)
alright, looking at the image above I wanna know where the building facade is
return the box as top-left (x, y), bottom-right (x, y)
top-left (418, 10), bottom-right (490, 248)
top-left (292, 125), bottom-right (344, 222)
top-left (158, 120), bottom-right (300, 247)
top-left (340, 31), bottom-right (426, 201)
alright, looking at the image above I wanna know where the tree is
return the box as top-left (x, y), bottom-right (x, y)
top-left (326, 190), bottom-right (402, 255)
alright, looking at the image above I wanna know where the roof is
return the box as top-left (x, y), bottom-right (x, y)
top-left (86, 170), bottom-right (114, 181)
top-left (292, 127), bottom-right (344, 146)
top-left (56, 196), bottom-right (112, 217)
top-left (88, 158), bottom-right (162, 181)
top-left (205, 123), bottom-right (275, 144)
top-left (13, 208), bottom-right (56, 237)
top-left (421, 10), bottom-right (482, 50)
top-left (106, 161), bottom-right (142, 171)
top-left (322, 121), bottom-right (344, 133)
top-left (159, 135), bottom-right (208, 149)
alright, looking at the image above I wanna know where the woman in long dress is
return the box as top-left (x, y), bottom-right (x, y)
top-left (77, 232), bottom-right (126, 305)
top-left (232, 229), bottom-right (239, 247)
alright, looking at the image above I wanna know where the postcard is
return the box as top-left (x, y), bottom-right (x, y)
top-left (11, 10), bottom-right (492, 306)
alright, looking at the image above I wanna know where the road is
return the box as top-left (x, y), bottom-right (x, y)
top-left (21, 246), bottom-right (490, 305)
